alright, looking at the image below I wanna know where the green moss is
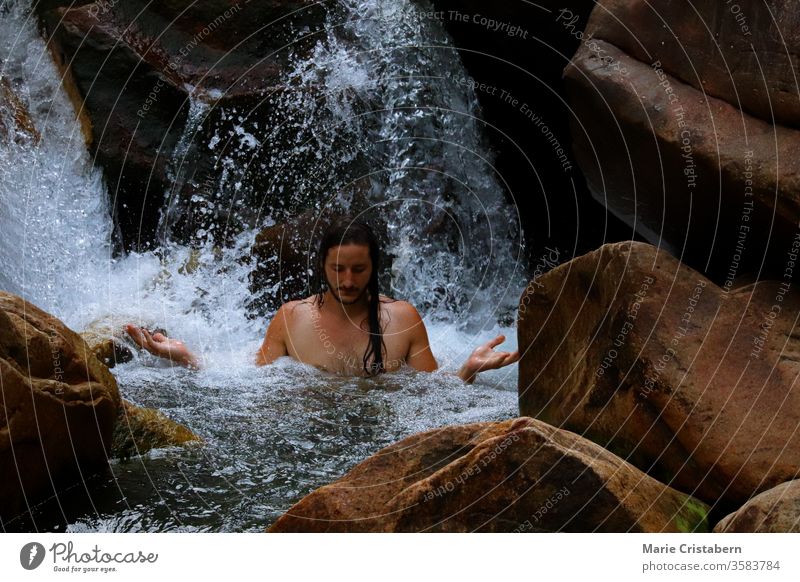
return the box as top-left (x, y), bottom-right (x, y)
top-left (674, 495), bottom-right (710, 533)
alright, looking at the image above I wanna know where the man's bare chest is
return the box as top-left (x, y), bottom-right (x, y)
top-left (285, 310), bottom-right (407, 374)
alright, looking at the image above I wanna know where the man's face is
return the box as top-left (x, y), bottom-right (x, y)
top-left (324, 244), bottom-right (373, 305)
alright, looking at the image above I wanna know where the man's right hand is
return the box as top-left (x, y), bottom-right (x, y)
top-left (125, 324), bottom-right (200, 369)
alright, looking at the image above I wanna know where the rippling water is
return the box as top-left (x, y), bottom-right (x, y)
top-left (8, 331), bottom-right (517, 532)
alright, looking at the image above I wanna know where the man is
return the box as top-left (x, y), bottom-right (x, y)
top-left (126, 218), bottom-right (519, 382)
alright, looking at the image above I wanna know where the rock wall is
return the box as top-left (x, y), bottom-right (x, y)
top-left (564, 0), bottom-right (800, 281)
top-left (429, 0), bottom-right (634, 264)
top-left (39, 0), bottom-right (326, 251)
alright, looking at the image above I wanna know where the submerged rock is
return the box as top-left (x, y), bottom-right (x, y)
top-left (270, 417), bottom-right (708, 532)
top-left (715, 480), bottom-right (800, 533)
top-left (518, 242), bottom-right (800, 506)
top-left (112, 400), bottom-right (200, 460)
top-left (0, 292), bottom-right (119, 522)
top-left (80, 317), bottom-right (135, 368)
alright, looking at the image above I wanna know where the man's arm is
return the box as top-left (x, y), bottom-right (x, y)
top-left (255, 304), bottom-right (291, 366)
top-left (397, 303), bottom-right (439, 372)
top-left (398, 304), bottom-right (519, 382)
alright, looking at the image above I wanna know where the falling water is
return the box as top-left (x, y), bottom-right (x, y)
top-left (0, 0), bottom-right (112, 321)
top-left (160, 0), bottom-right (525, 326)
top-left (0, 0), bottom-right (524, 532)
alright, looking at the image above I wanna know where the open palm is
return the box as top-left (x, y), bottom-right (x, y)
top-left (460, 335), bottom-right (520, 382)
top-left (125, 324), bottom-right (198, 368)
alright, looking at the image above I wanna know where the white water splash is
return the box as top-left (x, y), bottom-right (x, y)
top-left (0, 1), bottom-right (112, 320)
top-left (0, 0), bottom-right (522, 364)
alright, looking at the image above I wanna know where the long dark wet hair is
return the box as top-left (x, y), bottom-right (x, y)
top-left (313, 217), bottom-right (386, 375)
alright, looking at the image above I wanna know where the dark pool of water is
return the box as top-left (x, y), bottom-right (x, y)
top-left (6, 355), bottom-right (517, 532)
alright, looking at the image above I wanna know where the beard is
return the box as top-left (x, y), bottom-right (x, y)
top-left (325, 277), bottom-right (369, 305)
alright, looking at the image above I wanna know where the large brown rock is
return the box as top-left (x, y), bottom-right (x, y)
top-left (564, 0), bottom-right (800, 281)
top-left (518, 241), bottom-right (800, 507)
top-left (715, 480), bottom-right (800, 533)
top-left (270, 417), bottom-right (709, 532)
top-left (583, 0), bottom-right (799, 128)
top-left (0, 292), bottom-right (120, 521)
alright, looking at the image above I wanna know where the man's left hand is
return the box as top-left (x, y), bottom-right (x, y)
top-left (458, 335), bottom-right (520, 383)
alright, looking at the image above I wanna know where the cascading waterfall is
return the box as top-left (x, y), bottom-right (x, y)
top-left (159, 0), bottom-right (524, 328)
top-left (0, 0), bottom-right (112, 322)
top-left (0, 0), bottom-right (524, 532)
top-left (317, 0), bottom-right (524, 321)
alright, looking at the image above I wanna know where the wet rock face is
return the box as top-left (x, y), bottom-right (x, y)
top-left (517, 242), bottom-right (800, 507)
top-left (715, 480), bottom-right (800, 533)
top-left (248, 212), bottom-right (327, 313)
top-left (270, 417), bottom-right (709, 533)
top-left (428, 0), bottom-right (632, 264)
top-left (564, 0), bottom-right (800, 281)
top-left (39, 0), bottom-right (326, 251)
top-left (0, 292), bottom-right (120, 522)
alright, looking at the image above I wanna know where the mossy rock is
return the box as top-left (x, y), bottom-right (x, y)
top-left (112, 400), bottom-right (201, 459)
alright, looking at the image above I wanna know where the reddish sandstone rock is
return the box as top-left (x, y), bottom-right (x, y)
top-left (270, 417), bottom-right (709, 532)
top-left (564, 0), bottom-right (800, 280)
top-left (518, 241), bottom-right (800, 506)
top-left (583, 0), bottom-right (800, 128)
top-left (715, 480), bottom-right (800, 533)
top-left (0, 292), bottom-right (120, 522)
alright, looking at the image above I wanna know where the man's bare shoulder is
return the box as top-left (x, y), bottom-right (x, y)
top-left (278, 297), bottom-right (317, 317)
top-left (380, 297), bottom-right (424, 326)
